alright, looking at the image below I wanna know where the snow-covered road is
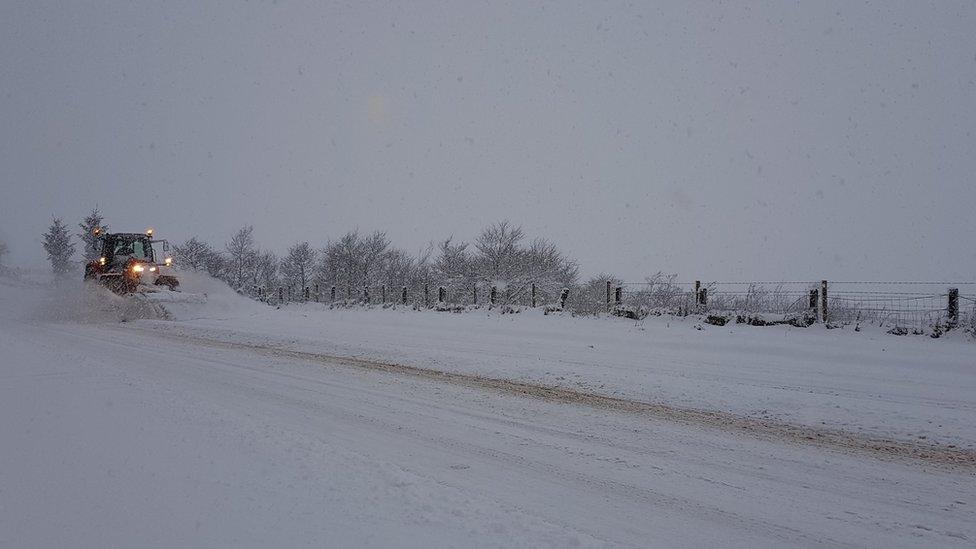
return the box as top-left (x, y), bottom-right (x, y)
top-left (2, 282), bottom-right (974, 547)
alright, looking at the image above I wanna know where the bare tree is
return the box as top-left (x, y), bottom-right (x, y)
top-left (473, 220), bottom-right (524, 284)
top-left (173, 237), bottom-right (216, 271)
top-left (435, 237), bottom-right (473, 299)
top-left (280, 242), bottom-right (316, 296)
top-left (225, 225), bottom-right (256, 291)
top-left (318, 230), bottom-right (365, 298)
top-left (361, 231), bottom-right (391, 288)
top-left (253, 251), bottom-right (279, 296)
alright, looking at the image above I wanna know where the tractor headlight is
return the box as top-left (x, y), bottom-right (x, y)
top-left (132, 264), bottom-right (145, 273)
top-left (149, 266), bottom-right (157, 272)
top-left (164, 257), bottom-right (173, 267)
top-left (99, 257), bottom-right (106, 266)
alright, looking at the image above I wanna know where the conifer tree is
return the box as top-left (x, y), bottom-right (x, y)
top-left (42, 217), bottom-right (76, 275)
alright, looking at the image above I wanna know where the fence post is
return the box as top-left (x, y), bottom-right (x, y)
top-left (314, 283), bottom-right (319, 302)
top-left (402, 286), bottom-right (408, 305)
top-left (304, 286), bottom-right (309, 302)
top-left (382, 285), bottom-right (387, 303)
top-left (424, 284), bottom-right (429, 308)
top-left (948, 288), bottom-right (959, 328)
top-left (809, 289), bottom-right (818, 311)
top-left (330, 286), bottom-right (336, 302)
top-left (699, 288), bottom-right (708, 309)
top-left (438, 286), bottom-right (446, 303)
top-left (560, 288), bottom-right (569, 308)
top-left (490, 286), bottom-right (497, 306)
top-left (278, 287), bottom-right (283, 304)
top-left (614, 286), bottom-right (622, 305)
top-left (821, 280), bottom-right (829, 323)
top-left (531, 283), bottom-right (537, 307)
top-left (287, 286), bottom-right (291, 302)
top-left (363, 285), bottom-right (369, 304)
top-left (473, 286), bottom-right (478, 305)
top-left (606, 281), bottom-right (612, 311)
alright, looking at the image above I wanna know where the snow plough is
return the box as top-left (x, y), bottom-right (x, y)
top-left (83, 227), bottom-right (180, 294)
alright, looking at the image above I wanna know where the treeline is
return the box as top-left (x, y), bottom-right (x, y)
top-left (173, 221), bottom-right (587, 306)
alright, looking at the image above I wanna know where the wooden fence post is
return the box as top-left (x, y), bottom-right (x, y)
top-left (473, 286), bottom-right (478, 305)
top-left (948, 288), bottom-right (959, 328)
top-left (304, 286), bottom-right (309, 302)
top-left (821, 280), bottom-right (829, 323)
top-left (363, 285), bottom-right (369, 304)
top-left (694, 280), bottom-right (701, 311)
top-left (402, 286), bottom-right (408, 305)
top-left (809, 289), bottom-right (818, 310)
top-left (490, 286), bottom-right (497, 306)
top-left (560, 288), bottom-right (569, 308)
top-left (314, 284), bottom-right (319, 302)
top-left (438, 286), bottom-right (446, 303)
top-left (531, 283), bottom-right (537, 307)
top-left (614, 286), bottom-right (622, 305)
top-left (381, 285), bottom-right (387, 303)
top-left (424, 284), bottom-right (429, 308)
top-left (330, 286), bottom-right (336, 302)
top-left (287, 286), bottom-right (291, 301)
top-left (278, 287), bottom-right (283, 304)
top-left (606, 281), bottom-right (612, 311)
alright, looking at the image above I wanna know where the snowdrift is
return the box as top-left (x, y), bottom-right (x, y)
top-left (0, 269), bottom-right (264, 324)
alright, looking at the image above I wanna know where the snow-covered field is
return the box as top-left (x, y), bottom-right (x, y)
top-left (1, 273), bottom-right (974, 547)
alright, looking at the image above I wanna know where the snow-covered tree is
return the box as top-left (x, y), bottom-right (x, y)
top-left (360, 231), bottom-right (391, 288)
top-left (383, 248), bottom-right (415, 291)
top-left (567, 273), bottom-right (623, 316)
top-left (172, 237), bottom-right (216, 271)
top-left (434, 237), bottom-right (474, 299)
top-left (225, 225), bottom-right (256, 291)
top-left (318, 230), bottom-right (365, 298)
top-left (466, 221), bottom-right (578, 304)
top-left (77, 207), bottom-right (109, 261)
top-left (253, 251), bottom-right (279, 293)
top-left (0, 239), bottom-right (8, 265)
top-left (280, 242), bottom-right (316, 295)
top-left (473, 220), bottom-right (524, 285)
top-left (42, 217), bottom-right (76, 275)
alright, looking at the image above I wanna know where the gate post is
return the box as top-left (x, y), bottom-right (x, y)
top-left (948, 288), bottom-right (960, 328)
top-left (821, 280), bottom-right (829, 323)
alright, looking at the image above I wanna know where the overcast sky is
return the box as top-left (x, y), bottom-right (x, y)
top-left (1, 1), bottom-right (974, 281)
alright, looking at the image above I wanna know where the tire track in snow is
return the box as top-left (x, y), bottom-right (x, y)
top-left (110, 323), bottom-right (976, 471)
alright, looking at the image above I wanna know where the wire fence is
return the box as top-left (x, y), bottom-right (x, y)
top-left (260, 279), bottom-right (976, 335)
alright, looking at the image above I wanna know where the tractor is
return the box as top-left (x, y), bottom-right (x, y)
top-left (84, 228), bottom-right (179, 294)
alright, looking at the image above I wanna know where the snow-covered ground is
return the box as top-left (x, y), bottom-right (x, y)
top-left (152, 273), bottom-right (976, 450)
top-left (1, 273), bottom-right (974, 547)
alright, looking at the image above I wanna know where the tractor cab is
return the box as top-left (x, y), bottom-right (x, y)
top-left (100, 233), bottom-right (156, 268)
top-left (85, 227), bottom-right (179, 293)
